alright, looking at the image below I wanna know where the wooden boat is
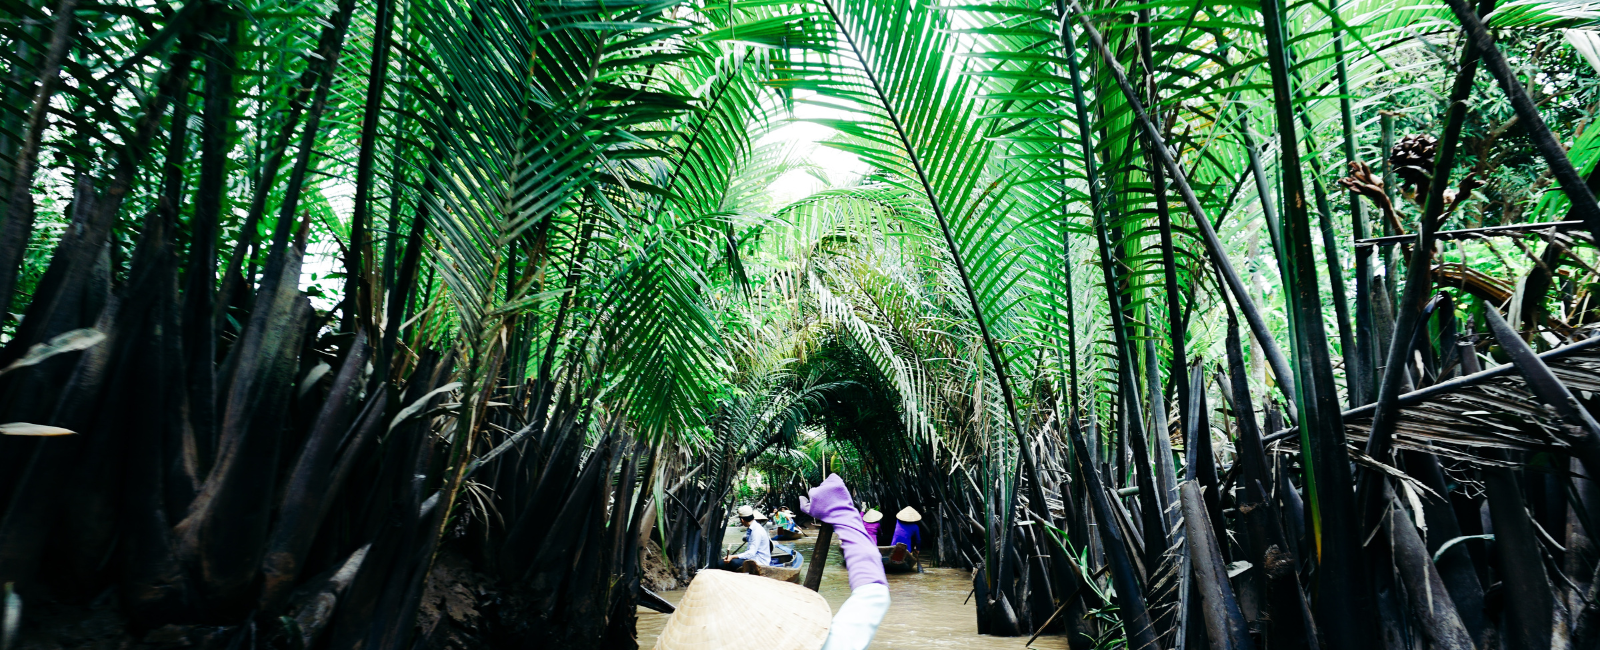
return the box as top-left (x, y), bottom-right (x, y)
top-left (772, 526), bottom-right (804, 541)
top-left (733, 541), bottom-right (804, 583)
top-left (880, 543), bottom-right (921, 573)
top-left (770, 541), bottom-right (803, 569)
top-left (738, 561), bottom-right (802, 583)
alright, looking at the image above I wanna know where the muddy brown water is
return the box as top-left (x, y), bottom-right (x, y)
top-left (636, 526), bottom-right (1071, 649)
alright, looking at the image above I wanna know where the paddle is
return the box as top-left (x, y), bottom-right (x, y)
top-left (803, 523), bottom-right (834, 591)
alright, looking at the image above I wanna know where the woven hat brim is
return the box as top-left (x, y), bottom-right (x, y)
top-left (896, 506), bottom-right (922, 522)
top-left (653, 570), bottom-right (832, 650)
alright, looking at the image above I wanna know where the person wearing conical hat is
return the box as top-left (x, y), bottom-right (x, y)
top-left (723, 505), bottom-right (772, 570)
top-left (891, 506), bottom-right (922, 552)
top-left (657, 475), bottom-right (890, 650)
top-left (861, 508), bottom-right (883, 544)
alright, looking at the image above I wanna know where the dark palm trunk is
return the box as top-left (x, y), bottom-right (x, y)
top-left (175, 222), bottom-right (313, 617)
top-left (1221, 289), bottom-right (1312, 650)
top-left (1256, 0), bottom-right (1374, 643)
top-left (1238, 114), bottom-right (1290, 290)
top-left (1064, 0), bottom-right (1296, 411)
top-left (1067, 423), bottom-right (1158, 650)
top-left (1485, 459), bottom-right (1555, 650)
top-left (1302, 144), bottom-right (1359, 410)
top-left (346, 0), bottom-right (398, 331)
top-left (379, 137), bottom-right (445, 383)
top-left (1183, 362), bottom-right (1224, 554)
top-left (1334, 28), bottom-right (1375, 406)
top-left (0, 41), bottom-right (198, 589)
top-left (216, 0), bottom-right (359, 321)
top-left (1405, 450), bottom-right (1489, 643)
top-left (183, 12), bottom-right (236, 478)
top-left (267, 0), bottom-right (357, 252)
top-left (1059, 16), bottom-right (1165, 569)
top-left (259, 331), bottom-right (372, 612)
top-left (1360, 12), bottom-right (1483, 476)
top-left (1383, 486), bottom-right (1475, 649)
top-left (1181, 480), bottom-right (1251, 650)
top-left (0, 0), bottom-right (79, 316)
top-left (1136, 13), bottom-right (1184, 521)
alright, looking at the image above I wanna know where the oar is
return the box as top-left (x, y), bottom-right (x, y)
top-left (802, 523), bottom-right (834, 591)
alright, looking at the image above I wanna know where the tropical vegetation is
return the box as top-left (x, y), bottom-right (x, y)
top-left (4, 0), bottom-right (1600, 646)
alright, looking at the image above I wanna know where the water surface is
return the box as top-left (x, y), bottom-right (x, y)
top-left (636, 526), bottom-right (1070, 649)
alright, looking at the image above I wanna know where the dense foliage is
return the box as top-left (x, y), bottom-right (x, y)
top-left (6, 0), bottom-right (1600, 646)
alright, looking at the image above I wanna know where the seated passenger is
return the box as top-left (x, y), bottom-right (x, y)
top-left (891, 507), bottom-right (922, 552)
top-left (723, 505), bottom-right (772, 570)
top-left (862, 508), bottom-right (883, 544)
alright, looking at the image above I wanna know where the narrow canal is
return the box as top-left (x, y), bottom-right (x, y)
top-left (636, 527), bottom-right (1071, 649)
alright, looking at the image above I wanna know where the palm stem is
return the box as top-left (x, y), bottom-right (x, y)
top-left (0, 0), bottom-right (79, 315)
top-left (816, 0), bottom-right (1049, 520)
top-left (1064, 0), bottom-right (1299, 409)
top-left (347, 0), bottom-right (398, 332)
top-left (1257, 0), bottom-right (1372, 640)
top-left (1443, 0), bottom-right (1600, 246)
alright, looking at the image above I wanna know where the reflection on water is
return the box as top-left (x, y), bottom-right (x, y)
top-left (636, 527), bottom-right (1070, 649)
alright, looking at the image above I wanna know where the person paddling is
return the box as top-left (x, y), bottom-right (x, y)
top-left (861, 508), bottom-right (883, 544)
top-left (723, 505), bottom-right (772, 570)
top-left (891, 507), bottom-right (922, 552)
top-left (656, 475), bottom-right (890, 650)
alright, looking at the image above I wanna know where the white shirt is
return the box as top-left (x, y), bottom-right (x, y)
top-left (734, 523), bottom-right (772, 565)
top-left (820, 583), bottom-right (891, 650)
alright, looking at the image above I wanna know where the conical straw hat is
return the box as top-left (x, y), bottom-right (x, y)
top-left (896, 506), bottom-right (921, 523)
top-left (753, 510), bottom-right (769, 522)
top-left (862, 509), bottom-right (883, 523)
top-left (653, 569), bottom-right (832, 650)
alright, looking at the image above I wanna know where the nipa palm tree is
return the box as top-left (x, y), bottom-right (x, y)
top-left (6, 0), bottom-right (1600, 647)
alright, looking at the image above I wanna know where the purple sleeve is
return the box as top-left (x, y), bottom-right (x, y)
top-left (801, 475), bottom-right (888, 589)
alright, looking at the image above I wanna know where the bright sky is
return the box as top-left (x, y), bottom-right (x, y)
top-left (760, 117), bottom-right (871, 206)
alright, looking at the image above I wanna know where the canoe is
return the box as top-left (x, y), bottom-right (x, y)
top-left (737, 561), bottom-right (802, 584)
top-left (770, 541), bottom-right (803, 569)
top-left (879, 543), bottom-right (921, 573)
top-left (772, 527), bottom-right (804, 541)
top-left (732, 541), bottom-right (804, 583)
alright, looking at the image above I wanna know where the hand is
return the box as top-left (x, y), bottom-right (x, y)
top-left (802, 474), bottom-right (889, 589)
top-left (805, 474), bottom-right (859, 527)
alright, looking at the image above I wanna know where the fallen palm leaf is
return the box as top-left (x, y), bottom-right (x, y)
top-left (0, 328), bottom-right (104, 378)
top-left (0, 423), bottom-right (75, 436)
